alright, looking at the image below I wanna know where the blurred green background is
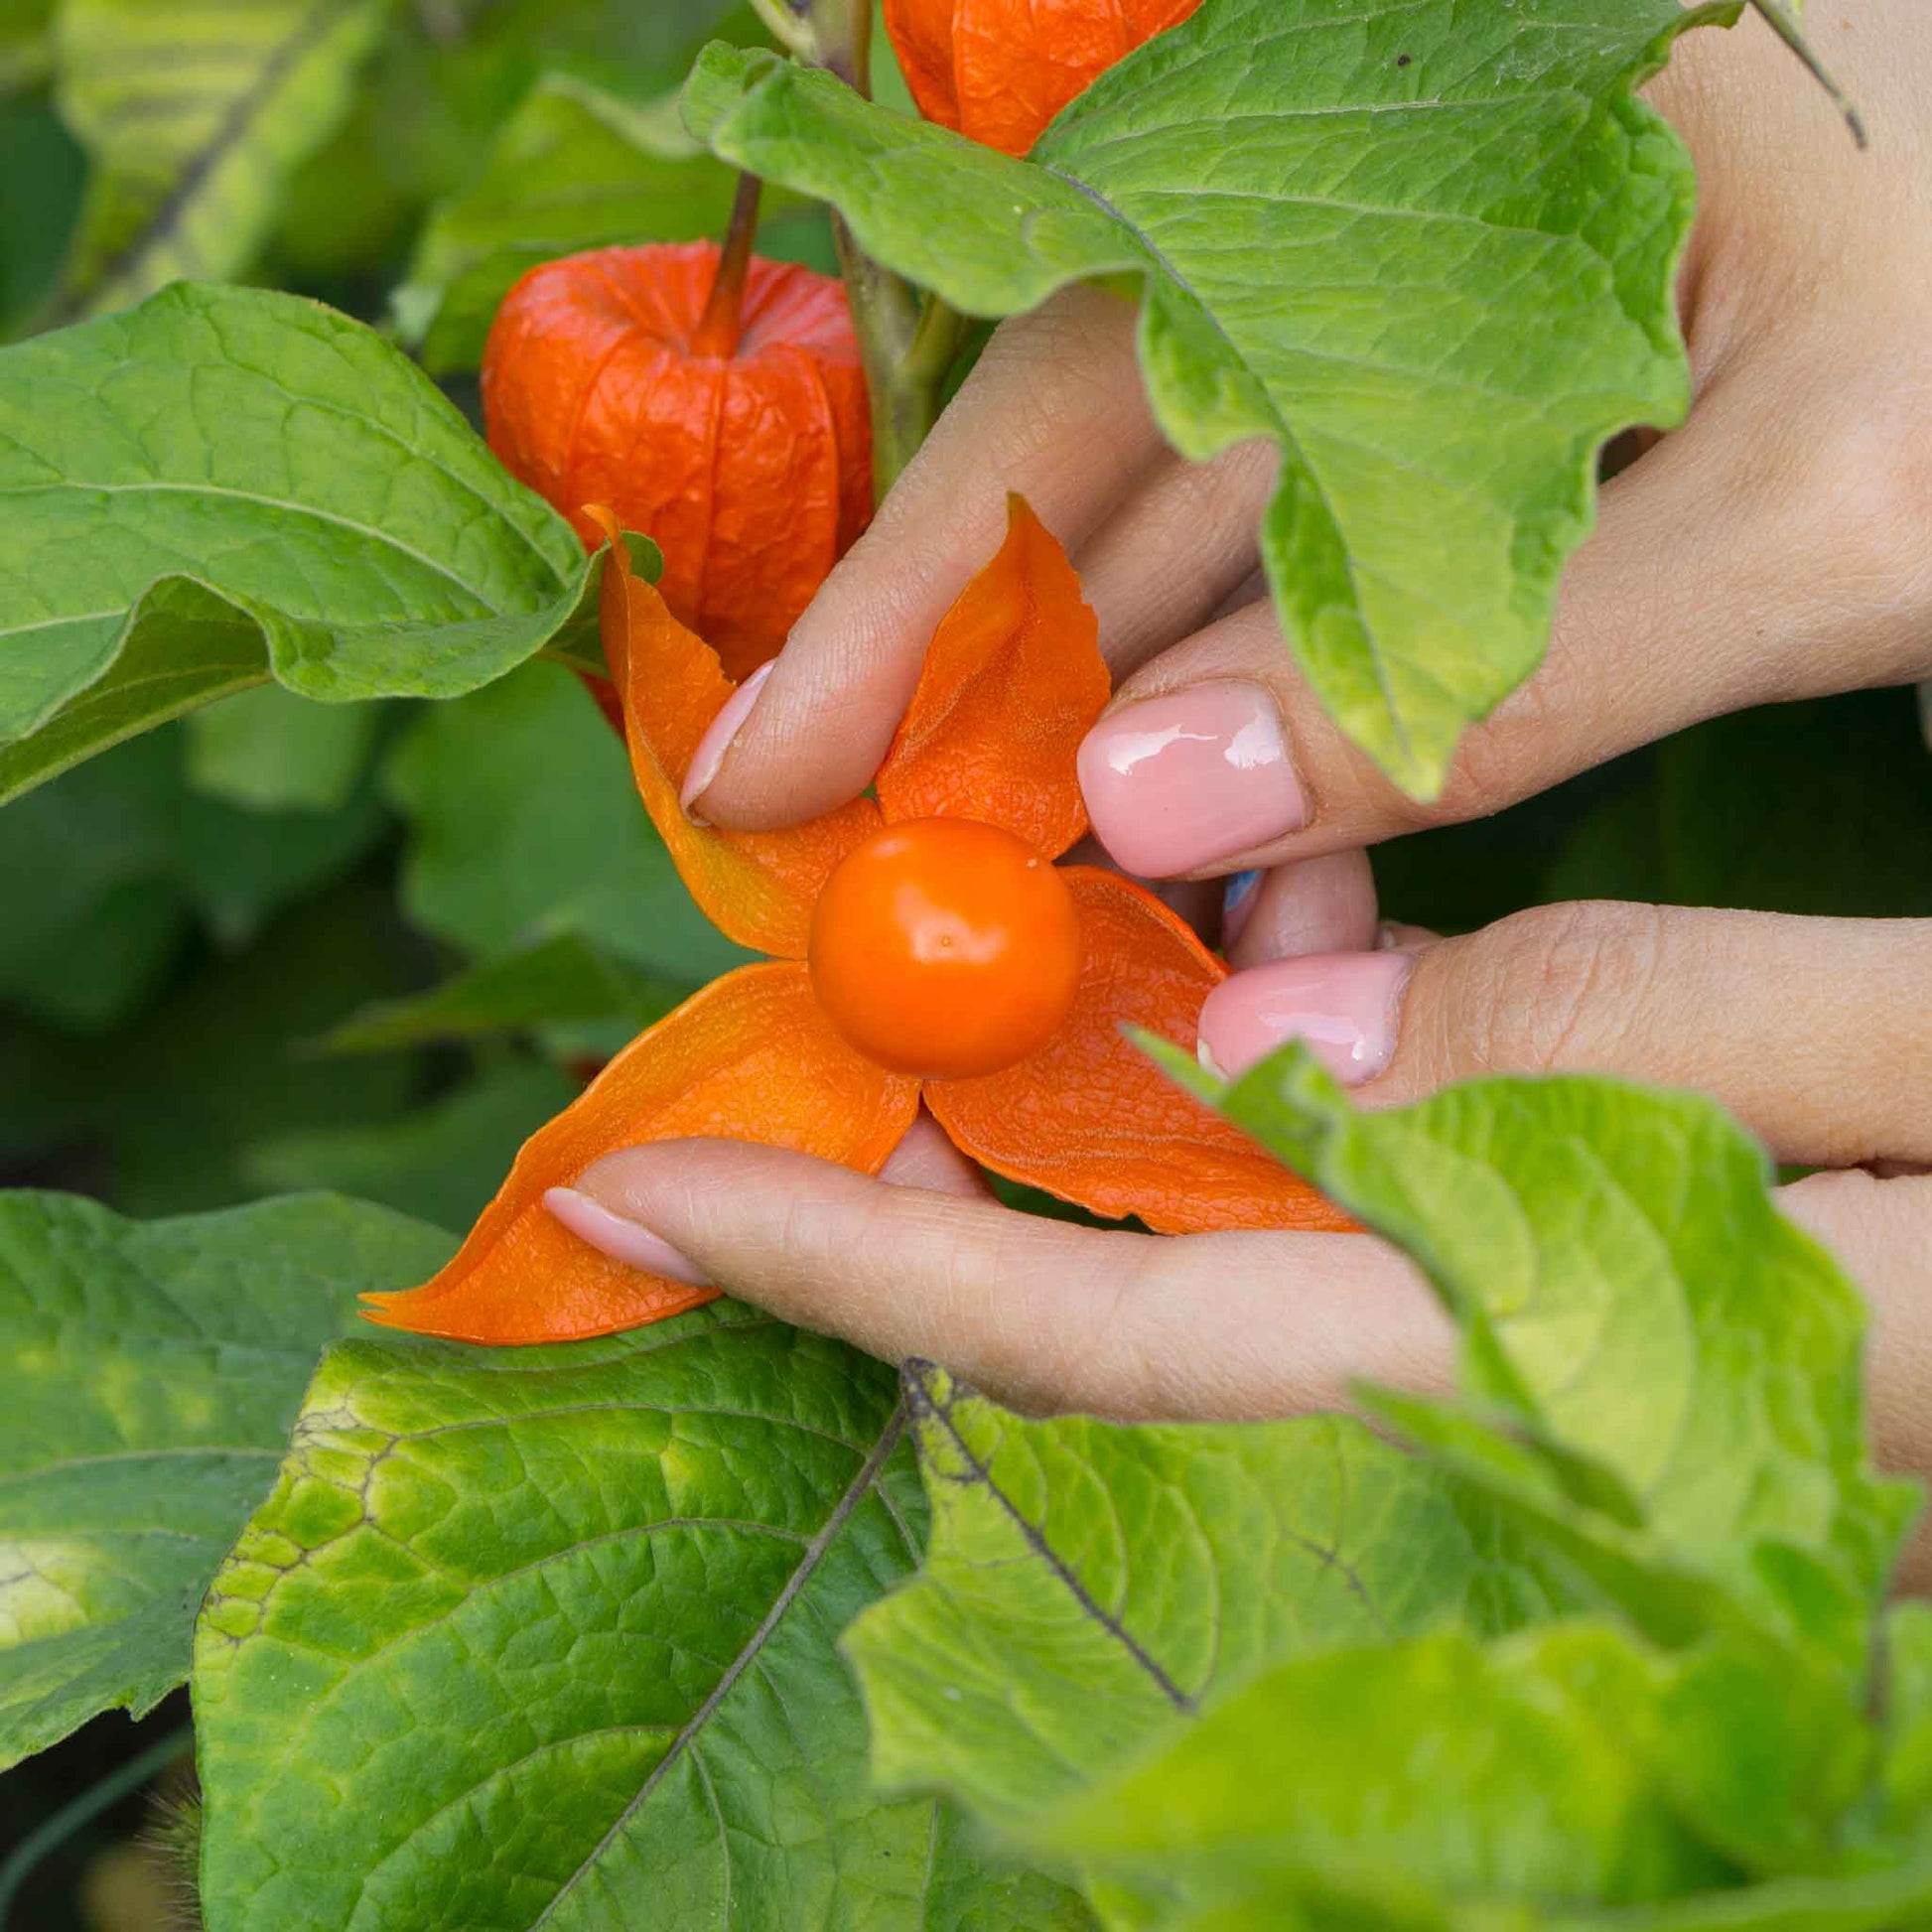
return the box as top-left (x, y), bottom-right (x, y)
top-left (1, 1), bottom-right (1928, 1925)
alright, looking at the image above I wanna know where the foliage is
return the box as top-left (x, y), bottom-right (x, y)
top-left (0, 0), bottom-right (1925, 1927)
top-left (845, 1048), bottom-right (1930, 1927)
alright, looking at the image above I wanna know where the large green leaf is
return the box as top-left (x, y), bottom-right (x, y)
top-left (0, 1189), bottom-right (452, 1770)
top-left (50, 0), bottom-right (393, 320)
top-left (383, 660), bottom-right (752, 985)
top-left (846, 1365), bottom-right (1575, 1842)
top-left (1036, 1622), bottom-right (1737, 1919)
top-left (194, 1303), bottom-right (1091, 1930)
top-left (0, 281), bottom-right (600, 804)
top-left (1157, 1045), bottom-right (1919, 1674)
top-left (684, 0), bottom-right (1733, 797)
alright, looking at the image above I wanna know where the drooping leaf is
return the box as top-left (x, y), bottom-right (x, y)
top-left (313, 931), bottom-right (689, 1056)
top-left (193, 1303), bottom-right (1091, 1930)
top-left (0, 1189), bottom-right (453, 1770)
top-left (184, 685), bottom-right (382, 814)
top-left (1156, 1044), bottom-right (1919, 1675)
top-left (243, 1057), bottom-right (582, 1233)
top-left (684, 0), bottom-right (1735, 797)
top-left (845, 1364), bottom-right (1577, 1841)
top-left (49, 0), bottom-right (392, 321)
top-left (382, 660), bottom-right (753, 985)
top-left (0, 281), bottom-right (601, 804)
top-left (394, 74), bottom-right (829, 376)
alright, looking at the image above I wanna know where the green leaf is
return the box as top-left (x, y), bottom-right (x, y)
top-left (1035, 1623), bottom-right (1736, 1917)
top-left (1159, 1044), bottom-right (1920, 1672)
top-left (49, 0), bottom-right (393, 321)
top-left (0, 1189), bottom-right (453, 1770)
top-left (0, 281), bottom-right (601, 804)
top-left (194, 1304), bottom-right (1091, 1929)
top-left (243, 1057), bottom-right (581, 1234)
top-left (684, 0), bottom-right (1733, 797)
top-left (382, 659), bottom-right (754, 984)
top-left (846, 1364), bottom-right (1576, 1842)
top-left (1880, 1601), bottom-right (1932, 1838)
top-left (0, 94), bottom-right (84, 335)
top-left (184, 685), bottom-right (382, 814)
top-left (394, 76), bottom-right (741, 375)
top-left (313, 931), bottom-right (690, 1056)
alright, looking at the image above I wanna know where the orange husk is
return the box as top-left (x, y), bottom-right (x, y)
top-left (591, 506), bottom-right (882, 958)
top-left (877, 494), bottom-right (1108, 860)
top-left (927, 868), bottom-right (1359, 1233)
top-left (362, 962), bottom-right (920, 1343)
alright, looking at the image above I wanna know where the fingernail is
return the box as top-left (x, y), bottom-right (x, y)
top-left (1220, 870), bottom-right (1263, 949)
top-left (1196, 951), bottom-right (1414, 1086)
top-left (1077, 681), bottom-right (1308, 877)
top-left (543, 1187), bottom-right (710, 1288)
top-left (680, 659), bottom-right (775, 819)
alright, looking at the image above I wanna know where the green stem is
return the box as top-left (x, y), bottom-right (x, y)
top-left (746, 0), bottom-right (815, 59)
top-left (800, 0), bottom-right (965, 501)
top-left (0, 1725), bottom-right (192, 1925)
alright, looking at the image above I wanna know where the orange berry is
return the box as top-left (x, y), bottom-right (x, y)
top-left (809, 818), bottom-right (1082, 1079)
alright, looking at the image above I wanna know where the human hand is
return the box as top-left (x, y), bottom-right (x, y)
top-left (550, 6), bottom-right (1931, 1494)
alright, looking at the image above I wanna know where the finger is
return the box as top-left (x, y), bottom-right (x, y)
top-left (1223, 850), bottom-right (1378, 966)
top-left (881, 1108), bottom-right (992, 1196)
top-left (695, 284), bottom-right (1167, 831)
top-left (1779, 1170), bottom-right (1932, 1589)
top-left (1076, 350), bottom-right (1932, 881)
top-left (569, 1138), bottom-right (1449, 1421)
top-left (1074, 439), bottom-right (1278, 675)
top-left (1197, 904), bottom-right (1932, 1170)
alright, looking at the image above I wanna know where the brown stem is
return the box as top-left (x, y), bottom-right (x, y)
top-left (691, 173), bottom-right (764, 359)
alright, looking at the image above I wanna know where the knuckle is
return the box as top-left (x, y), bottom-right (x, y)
top-left (1442, 901), bottom-right (1673, 1077)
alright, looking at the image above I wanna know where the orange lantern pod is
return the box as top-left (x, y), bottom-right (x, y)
top-left (482, 231), bottom-right (872, 684)
top-left (886, 0), bottom-right (1204, 158)
top-left (364, 497), bottom-right (1354, 1347)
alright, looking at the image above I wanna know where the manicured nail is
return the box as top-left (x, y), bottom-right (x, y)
top-left (1196, 951), bottom-right (1414, 1086)
top-left (1077, 681), bottom-right (1308, 878)
top-left (1220, 870), bottom-right (1263, 949)
top-left (680, 659), bottom-right (774, 818)
top-left (542, 1187), bottom-right (709, 1287)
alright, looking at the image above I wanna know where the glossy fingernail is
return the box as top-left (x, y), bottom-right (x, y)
top-left (1196, 951), bottom-right (1414, 1086)
top-left (1220, 870), bottom-right (1263, 949)
top-left (680, 659), bottom-right (775, 819)
top-left (543, 1187), bottom-right (710, 1287)
top-left (1077, 681), bottom-right (1308, 877)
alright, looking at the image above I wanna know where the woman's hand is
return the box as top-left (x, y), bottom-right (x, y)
top-left (551, 8), bottom-right (1932, 1497)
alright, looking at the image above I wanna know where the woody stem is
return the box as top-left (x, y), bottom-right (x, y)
top-left (691, 172), bottom-right (764, 358)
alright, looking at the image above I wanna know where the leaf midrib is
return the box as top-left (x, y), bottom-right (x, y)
top-left (527, 1403), bottom-right (909, 1927)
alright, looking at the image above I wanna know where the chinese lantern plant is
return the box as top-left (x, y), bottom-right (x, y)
top-left (0, 2), bottom-right (1889, 1929)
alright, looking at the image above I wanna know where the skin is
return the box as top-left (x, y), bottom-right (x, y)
top-left (568, 11), bottom-right (1932, 1564)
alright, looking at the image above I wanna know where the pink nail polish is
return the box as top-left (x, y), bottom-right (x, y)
top-left (543, 1187), bottom-right (710, 1287)
top-left (1077, 681), bottom-right (1308, 878)
top-left (1196, 952), bottom-right (1413, 1086)
top-left (680, 659), bottom-right (775, 818)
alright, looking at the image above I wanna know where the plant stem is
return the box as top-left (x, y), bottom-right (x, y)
top-left (0, 1725), bottom-right (192, 1924)
top-left (746, 0), bottom-right (816, 59)
top-left (692, 173), bottom-right (764, 359)
top-left (800, 0), bottom-right (965, 501)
